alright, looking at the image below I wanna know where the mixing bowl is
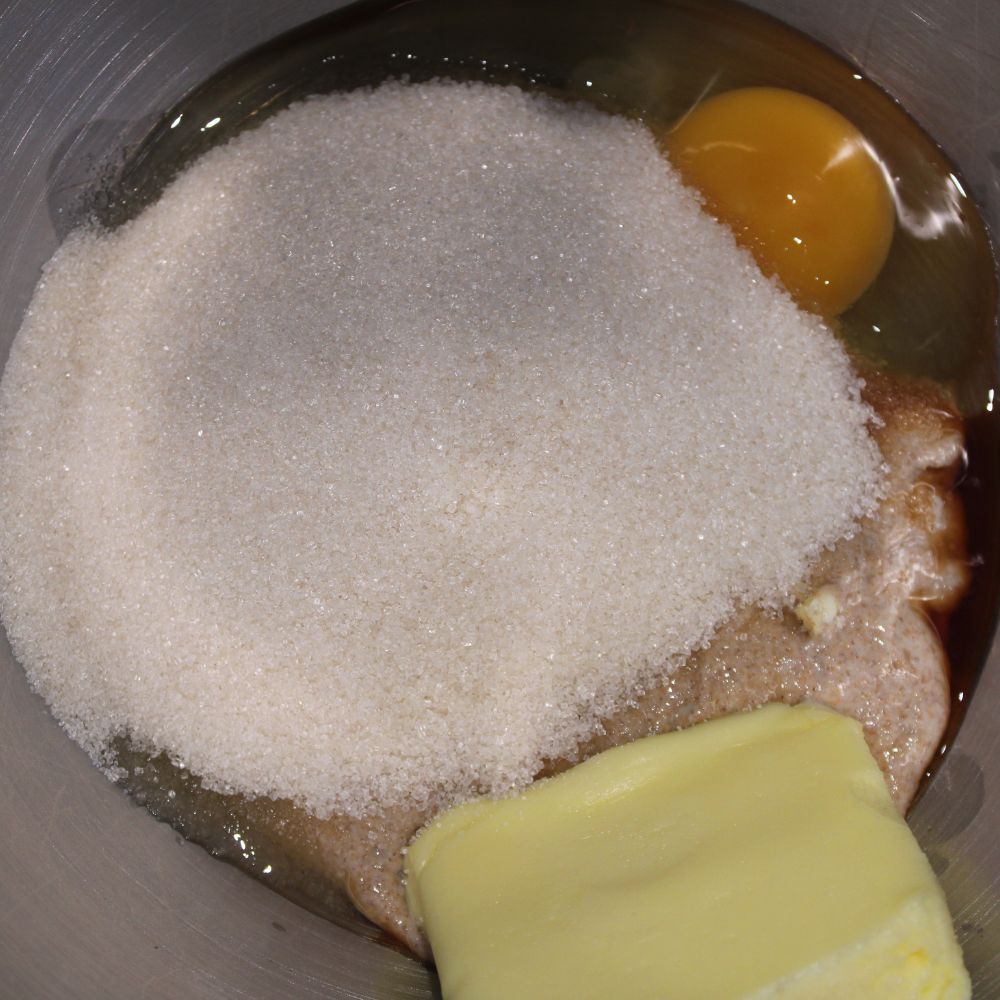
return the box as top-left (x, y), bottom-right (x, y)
top-left (0, 1), bottom-right (997, 997)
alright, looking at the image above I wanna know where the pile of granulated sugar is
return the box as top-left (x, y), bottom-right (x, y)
top-left (0, 81), bottom-right (883, 818)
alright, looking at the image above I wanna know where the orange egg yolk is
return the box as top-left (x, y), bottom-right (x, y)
top-left (665, 87), bottom-right (895, 317)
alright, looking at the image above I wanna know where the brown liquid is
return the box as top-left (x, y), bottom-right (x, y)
top-left (93, 0), bottom-right (997, 948)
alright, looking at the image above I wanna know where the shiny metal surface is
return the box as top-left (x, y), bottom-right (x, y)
top-left (0, 1), bottom-right (997, 997)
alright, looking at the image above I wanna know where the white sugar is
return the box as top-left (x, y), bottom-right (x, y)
top-left (0, 81), bottom-right (882, 817)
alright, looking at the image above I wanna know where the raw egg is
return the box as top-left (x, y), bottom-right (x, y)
top-left (666, 87), bottom-right (895, 317)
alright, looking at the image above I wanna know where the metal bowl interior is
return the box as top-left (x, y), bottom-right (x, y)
top-left (0, 1), bottom-right (997, 997)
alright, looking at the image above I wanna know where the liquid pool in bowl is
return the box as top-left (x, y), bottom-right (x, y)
top-left (2, 0), bottom-right (998, 995)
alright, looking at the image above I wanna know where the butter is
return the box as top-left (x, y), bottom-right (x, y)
top-left (794, 584), bottom-right (840, 634)
top-left (405, 703), bottom-right (970, 1000)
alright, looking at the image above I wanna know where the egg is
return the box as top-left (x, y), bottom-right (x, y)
top-left (665, 87), bottom-right (895, 317)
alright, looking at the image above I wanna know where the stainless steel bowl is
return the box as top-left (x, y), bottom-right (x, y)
top-left (0, 2), bottom-right (997, 997)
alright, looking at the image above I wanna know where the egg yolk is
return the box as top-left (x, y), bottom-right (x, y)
top-left (665, 87), bottom-right (895, 317)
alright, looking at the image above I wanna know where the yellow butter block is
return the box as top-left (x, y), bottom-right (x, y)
top-left (405, 703), bottom-right (970, 1000)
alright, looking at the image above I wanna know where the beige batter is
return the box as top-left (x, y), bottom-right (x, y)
top-left (175, 368), bottom-right (964, 959)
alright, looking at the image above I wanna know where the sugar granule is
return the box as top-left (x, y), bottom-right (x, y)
top-left (0, 81), bottom-right (882, 817)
